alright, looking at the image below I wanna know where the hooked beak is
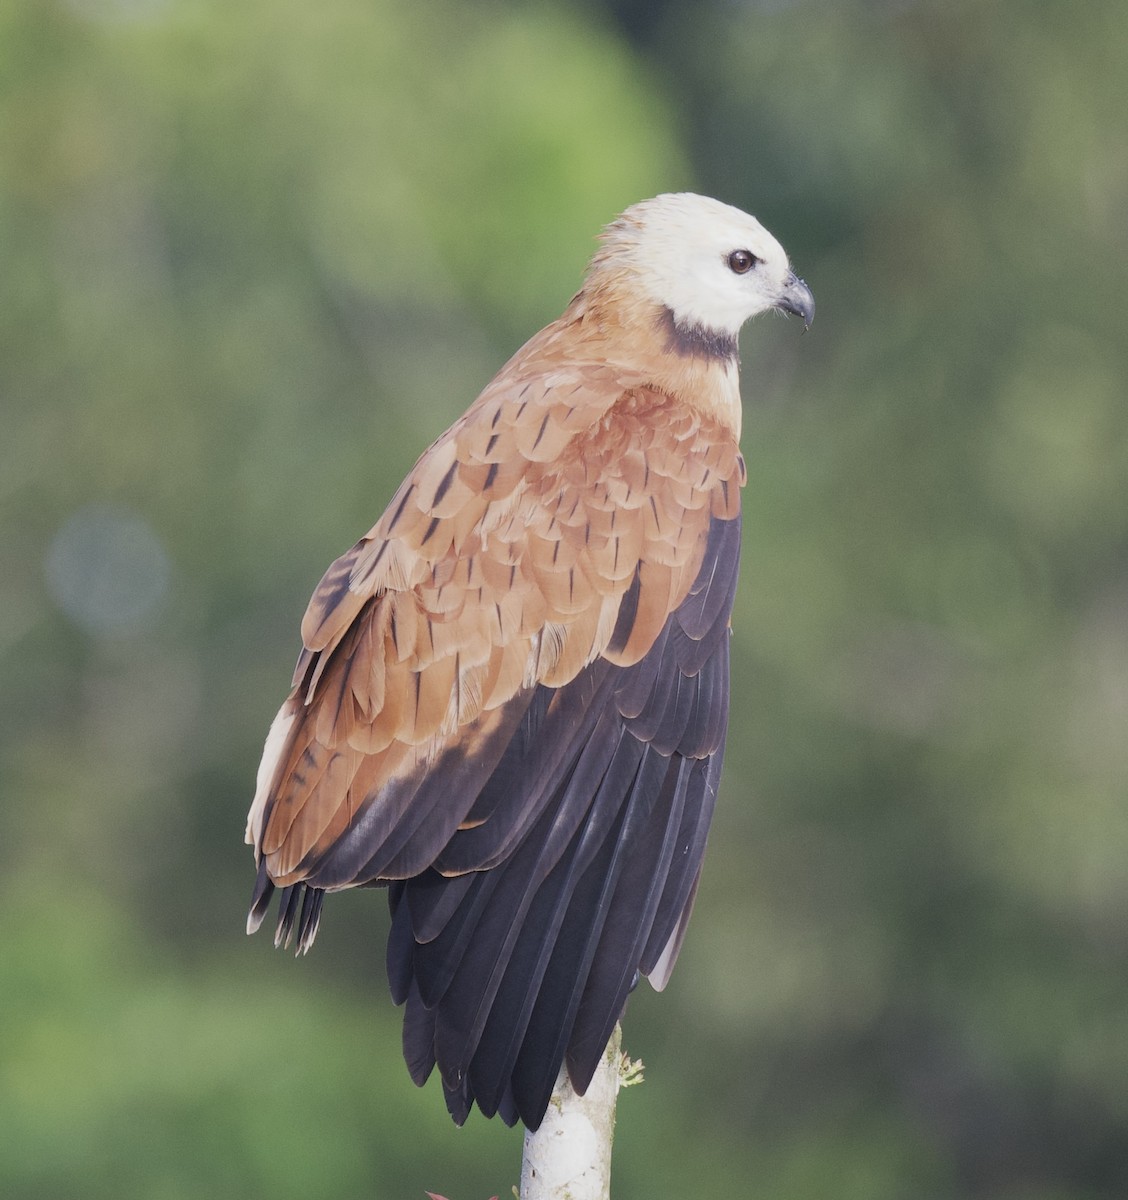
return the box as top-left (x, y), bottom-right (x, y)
top-left (776, 271), bottom-right (815, 330)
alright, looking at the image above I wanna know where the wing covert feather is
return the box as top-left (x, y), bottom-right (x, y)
top-left (249, 367), bottom-right (744, 891)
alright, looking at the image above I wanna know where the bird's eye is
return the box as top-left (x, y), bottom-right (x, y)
top-left (727, 249), bottom-right (759, 274)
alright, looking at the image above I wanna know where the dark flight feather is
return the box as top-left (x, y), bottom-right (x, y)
top-left (384, 515), bottom-right (738, 1127)
top-left (252, 509), bottom-right (739, 1127)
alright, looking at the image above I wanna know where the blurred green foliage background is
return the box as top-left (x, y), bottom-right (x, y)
top-left (3, 0), bottom-right (1127, 1196)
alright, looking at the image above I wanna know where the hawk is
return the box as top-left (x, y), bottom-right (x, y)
top-left (246, 192), bottom-right (813, 1129)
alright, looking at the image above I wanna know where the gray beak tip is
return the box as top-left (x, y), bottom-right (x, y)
top-left (777, 272), bottom-right (815, 331)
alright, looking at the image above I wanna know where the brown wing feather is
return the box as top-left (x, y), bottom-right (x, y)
top-left (247, 339), bottom-right (744, 894)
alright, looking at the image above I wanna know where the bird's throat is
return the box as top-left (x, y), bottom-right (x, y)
top-left (657, 306), bottom-right (739, 364)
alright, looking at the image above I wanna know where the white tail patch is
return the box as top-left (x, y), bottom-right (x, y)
top-left (245, 701), bottom-right (298, 856)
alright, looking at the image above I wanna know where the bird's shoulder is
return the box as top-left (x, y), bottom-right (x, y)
top-left (299, 321), bottom-right (743, 668)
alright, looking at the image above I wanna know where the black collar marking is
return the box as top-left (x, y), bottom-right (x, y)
top-left (658, 306), bottom-right (739, 363)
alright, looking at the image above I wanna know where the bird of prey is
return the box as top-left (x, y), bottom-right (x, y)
top-left (245, 192), bottom-right (813, 1130)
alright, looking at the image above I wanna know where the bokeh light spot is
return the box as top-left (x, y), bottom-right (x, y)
top-left (45, 504), bottom-right (171, 637)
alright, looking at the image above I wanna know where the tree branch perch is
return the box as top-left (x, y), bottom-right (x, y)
top-left (518, 1025), bottom-right (642, 1200)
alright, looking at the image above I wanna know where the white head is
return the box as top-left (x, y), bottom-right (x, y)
top-left (590, 192), bottom-right (813, 342)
